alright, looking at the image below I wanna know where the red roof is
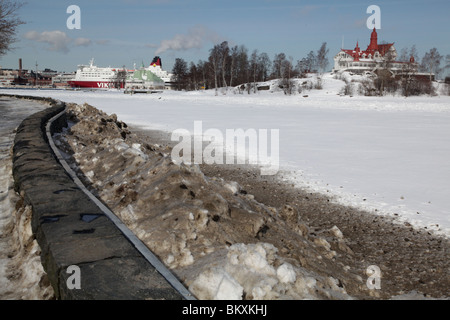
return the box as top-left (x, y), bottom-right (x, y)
top-left (342, 28), bottom-right (394, 61)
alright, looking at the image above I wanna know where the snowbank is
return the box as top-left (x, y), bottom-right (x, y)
top-left (0, 97), bottom-right (54, 299)
top-left (54, 102), bottom-right (368, 299)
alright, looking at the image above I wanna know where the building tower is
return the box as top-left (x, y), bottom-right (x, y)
top-left (367, 27), bottom-right (378, 51)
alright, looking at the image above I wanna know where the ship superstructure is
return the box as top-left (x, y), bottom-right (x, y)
top-left (68, 59), bottom-right (126, 89)
top-left (147, 56), bottom-right (174, 86)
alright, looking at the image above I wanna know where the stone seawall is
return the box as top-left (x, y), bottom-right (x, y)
top-left (8, 94), bottom-right (190, 300)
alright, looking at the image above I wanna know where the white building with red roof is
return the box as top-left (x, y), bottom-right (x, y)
top-left (332, 28), bottom-right (418, 76)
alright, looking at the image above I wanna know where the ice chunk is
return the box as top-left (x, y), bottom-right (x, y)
top-left (277, 263), bottom-right (297, 284)
top-left (224, 181), bottom-right (240, 194)
top-left (189, 268), bottom-right (243, 300)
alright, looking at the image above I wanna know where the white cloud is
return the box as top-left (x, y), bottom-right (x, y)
top-left (95, 39), bottom-right (110, 45)
top-left (24, 30), bottom-right (95, 53)
top-left (24, 30), bottom-right (72, 53)
top-left (155, 25), bottom-right (223, 55)
top-left (74, 37), bottom-right (92, 47)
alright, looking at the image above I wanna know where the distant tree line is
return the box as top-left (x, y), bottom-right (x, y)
top-left (171, 41), bottom-right (330, 94)
top-left (395, 46), bottom-right (448, 96)
top-left (172, 40), bottom-right (449, 97)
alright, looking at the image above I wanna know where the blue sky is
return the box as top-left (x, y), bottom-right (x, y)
top-left (1, 0), bottom-right (449, 73)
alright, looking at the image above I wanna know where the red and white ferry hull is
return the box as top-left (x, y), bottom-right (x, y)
top-left (68, 80), bottom-right (124, 89)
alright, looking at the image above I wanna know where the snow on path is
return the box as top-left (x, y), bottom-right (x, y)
top-left (2, 79), bottom-right (449, 237)
top-left (0, 97), bottom-right (52, 299)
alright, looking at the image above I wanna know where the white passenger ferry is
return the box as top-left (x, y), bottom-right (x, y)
top-left (67, 59), bottom-right (126, 89)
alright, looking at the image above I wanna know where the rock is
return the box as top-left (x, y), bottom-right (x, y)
top-left (330, 225), bottom-right (344, 240)
top-left (314, 237), bottom-right (331, 251)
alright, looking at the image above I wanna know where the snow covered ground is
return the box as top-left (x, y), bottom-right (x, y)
top-left (2, 74), bottom-right (449, 237)
top-left (0, 98), bottom-right (54, 299)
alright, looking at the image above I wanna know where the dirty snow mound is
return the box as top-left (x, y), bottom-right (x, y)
top-left (54, 103), bottom-right (374, 299)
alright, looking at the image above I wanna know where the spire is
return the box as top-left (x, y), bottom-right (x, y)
top-left (367, 27), bottom-right (378, 51)
top-left (353, 41), bottom-right (360, 61)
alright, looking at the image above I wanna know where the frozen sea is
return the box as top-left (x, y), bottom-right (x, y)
top-left (2, 74), bottom-right (449, 237)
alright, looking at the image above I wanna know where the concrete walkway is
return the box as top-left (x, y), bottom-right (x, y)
top-left (2, 95), bottom-right (193, 300)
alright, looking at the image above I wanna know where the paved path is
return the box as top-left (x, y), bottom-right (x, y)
top-left (2, 96), bottom-right (192, 300)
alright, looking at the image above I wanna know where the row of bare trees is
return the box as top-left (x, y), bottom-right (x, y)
top-left (172, 38), bottom-right (450, 97)
top-left (171, 41), bottom-right (330, 94)
top-left (392, 46), bottom-right (447, 97)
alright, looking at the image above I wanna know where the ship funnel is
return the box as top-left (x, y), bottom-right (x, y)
top-left (151, 56), bottom-right (162, 67)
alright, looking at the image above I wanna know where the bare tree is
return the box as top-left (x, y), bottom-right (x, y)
top-left (258, 52), bottom-right (271, 82)
top-left (187, 61), bottom-right (198, 90)
top-left (296, 58), bottom-right (308, 77)
top-left (229, 45), bottom-right (238, 88)
top-left (220, 41), bottom-right (229, 92)
top-left (0, 0), bottom-right (25, 56)
top-left (250, 49), bottom-right (259, 93)
top-left (235, 45), bottom-right (248, 90)
top-left (409, 45), bottom-right (419, 62)
top-left (421, 48), bottom-right (443, 81)
top-left (305, 51), bottom-right (317, 73)
top-left (282, 56), bottom-right (295, 95)
top-left (316, 42), bottom-right (329, 74)
top-left (209, 44), bottom-right (221, 95)
top-left (196, 60), bottom-right (208, 90)
top-left (171, 58), bottom-right (188, 91)
top-left (375, 47), bottom-right (397, 95)
top-left (400, 58), bottom-right (417, 97)
top-left (399, 47), bottom-right (409, 62)
top-left (272, 53), bottom-right (286, 79)
top-left (397, 45), bottom-right (419, 97)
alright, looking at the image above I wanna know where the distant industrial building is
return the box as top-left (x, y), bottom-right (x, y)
top-left (0, 58), bottom-right (69, 87)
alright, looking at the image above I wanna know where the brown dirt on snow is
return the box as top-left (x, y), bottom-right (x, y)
top-left (55, 102), bottom-right (449, 300)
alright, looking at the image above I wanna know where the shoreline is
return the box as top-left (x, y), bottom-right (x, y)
top-left (130, 124), bottom-right (449, 299)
